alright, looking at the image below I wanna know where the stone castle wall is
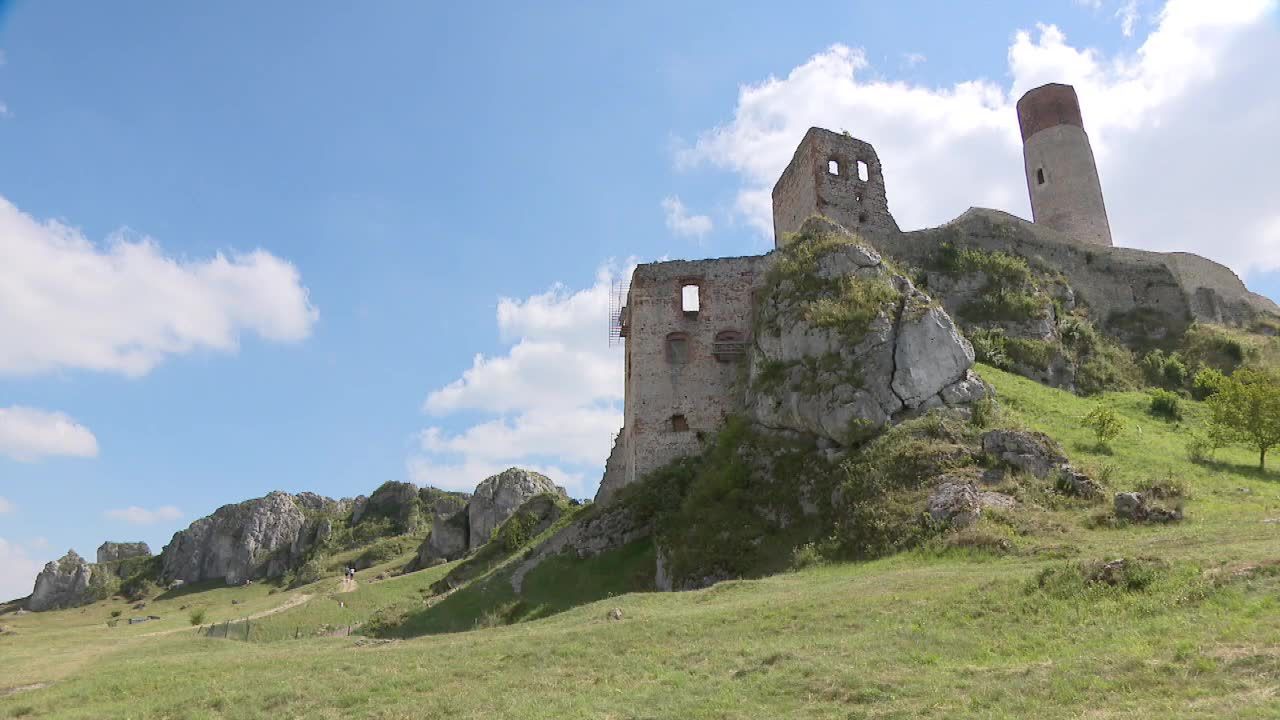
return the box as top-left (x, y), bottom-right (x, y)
top-left (595, 254), bottom-right (769, 503)
top-left (879, 208), bottom-right (1276, 329)
top-left (772, 128), bottom-right (899, 246)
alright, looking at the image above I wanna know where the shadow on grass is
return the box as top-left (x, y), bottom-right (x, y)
top-left (373, 539), bottom-right (656, 639)
top-left (1193, 458), bottom-right (1276, 483)
top-left (154, 578), bottom-right (280, 602)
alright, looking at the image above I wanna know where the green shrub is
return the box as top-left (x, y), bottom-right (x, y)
top-left (1191, 367), bottom-right (1225, 399)
top-left (1082, 405), bottom-right (1124, 450)
top-left (1058, 315), bottom-right (1099, 353)
top-left (291, 557), bottom-right (326, 587)
top-left (969, 396), bottom-right (999, 428)
top-left (1148, 389), bottom-right (1183, 421)
top-left (110, 609), bottom-right (122, 618)
top-left (804, 276), bottom-right (900, 342)
top-left (1185, 433), bottom-right (1213, 464)
top-left (494, 511), bottom-right (539, 554)
top-left (789, 543), bottom-right (826, 571)
top-left (1140, 350), bottom-right (1187, 389)
top-left (189, 608), bottom-right (207, 626)
top-left (969, 328), bottom-right (1011, 370)
top-left (1005, 338), bottom-right (1056, 372)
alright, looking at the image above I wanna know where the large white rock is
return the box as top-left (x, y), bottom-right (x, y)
top-left (160, 491), bottom-right (308, 585)
top-left (27, 550), bottom-right (94, 612)
top-left (467, 468), bottom-right (565, 549)
top-left (749, 224), bottom-right (988, 446)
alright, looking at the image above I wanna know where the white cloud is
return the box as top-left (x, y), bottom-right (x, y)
top-left (413, 263), bottom-right (631, 499)
top-left (661, 196), bottom-right (714, 240)
top-left (104, 505), bottom-right (183, 525)
top-left (0, 538), bottom-right (44, 602)
top-left (0, 196), bottom-right (318, 377)
top-left (0, 406), bottom-right (99, 462)
top-left (902, 52), bottom-right (927, 68)
top-left (0, 497), bottom-right (13, 514)
top-left (1117, 0), bottom-right (1142, 35)
top-left (680, 0), bottom-right (1280, 281)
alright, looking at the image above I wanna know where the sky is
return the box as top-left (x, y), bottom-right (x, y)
top-left (1, 0), bottom-right (1278, 600)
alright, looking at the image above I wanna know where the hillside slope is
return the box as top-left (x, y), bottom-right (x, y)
top-left (2, 366), bottom-right (1278, 718)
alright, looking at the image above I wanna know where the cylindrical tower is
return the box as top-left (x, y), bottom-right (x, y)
top-left (1016, 83), bottom-right (1113, 247)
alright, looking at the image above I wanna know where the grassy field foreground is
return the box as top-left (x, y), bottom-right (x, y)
top-left (1, 366), bottom-right (1278, 718)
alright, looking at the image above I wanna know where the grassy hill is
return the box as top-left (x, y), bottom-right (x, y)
top-left (2, 365), bottom-right (1278, 718)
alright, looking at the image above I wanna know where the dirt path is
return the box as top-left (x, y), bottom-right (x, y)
top-left (140, 592), bottom-right (313, 637)
top-left (337, 578), bottom-right (358, 594)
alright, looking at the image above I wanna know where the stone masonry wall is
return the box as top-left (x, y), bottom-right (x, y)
top-left (598, 254), bottom-right (770, 503)
top-left (772, 127), bottom-right (899, 247)
top-left (878, 208), bottom-right (1277, 329)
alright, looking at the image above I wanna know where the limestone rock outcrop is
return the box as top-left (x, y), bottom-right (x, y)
top-left (467, 468), bottom-right (566, 549)
top-left (749, 218), bottom-right (988, 445)
top-left (356, 481), bottom-right (423, 533)
top-left (27, 550), bottom-right (95, 612)
top-left (160, 491), bottom-right (323, 585)
top-left (981, 429), bottom-right (1068, 480)
top-left (415, 494), bottom-right (471, 567)
top-left (96, 541), bottom-right (152, 565)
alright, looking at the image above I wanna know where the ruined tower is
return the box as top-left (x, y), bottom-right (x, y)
top-left (771, 127), bottom-right (899, 247)
top-left (1017, 83), bottom-right (1113, 247)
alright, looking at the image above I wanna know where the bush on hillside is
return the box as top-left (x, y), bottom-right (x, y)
top-left (1140, 350), bottom-right (1188, 389)
top-left (1082, 405), bottom-right (1124, 451)
top-left (1191, 367), bottom-right (1225, 399)
top-left (1148, 389), bottom-right (1183, 421)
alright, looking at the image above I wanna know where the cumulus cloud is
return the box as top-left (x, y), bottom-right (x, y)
top-left (0, 538), bottom-right (44, 602)
top-left (413, 264), bottom-right (630, 498)
top-left (0, 196), bottom-right (318, 377)
top-left (661, 196), bottom-right (714, 240)
top-left (104, 505), bottom-right (184, 525)
top-left (1117, 0), bottom-right (1142, 35)
top-left (0, 406), bottom-right (99, 462)
top-left (680, 0), bottom-right (1280, 281)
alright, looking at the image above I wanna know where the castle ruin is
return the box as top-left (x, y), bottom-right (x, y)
top-left (595, 82), bottom-right (1278, 504)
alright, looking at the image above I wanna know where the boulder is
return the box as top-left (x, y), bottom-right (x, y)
top-left (27, 550), bottom-right (94, 612)
top-left (159, 491), bottom-right (309, 585)
top-left (468, 468), bottom-right (566, 549)
top-left (1114, 492), bottom-right (1182, 523)
top-left (981, 429), bottom-right (1068, 479)
top-left (1057, 466), bottom-right (1103, 499)
top-left (95, 542), bottom-right (152, 565)
top-left (927, 482), bottom-right (982, 529)
top-left (748, 221), bottom-right (988, 446)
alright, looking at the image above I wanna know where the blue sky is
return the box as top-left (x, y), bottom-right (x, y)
top-left (2, 0), bottom-right (1278, 598)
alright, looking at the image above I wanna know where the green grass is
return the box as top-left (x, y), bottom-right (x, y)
top-left (3, 365), bottom-right (1280, 718)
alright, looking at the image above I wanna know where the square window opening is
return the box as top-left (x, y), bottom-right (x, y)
top-left (670, 414), bottom-right (689, 432)
top-left (827, 159), bottom-right (839, 176)
top-left (682, 284), bottom-right (700, 315)
top-left (1036, 168), bottom-right (1045, 185)
top-left (857, 160), bottom-right (869, 182)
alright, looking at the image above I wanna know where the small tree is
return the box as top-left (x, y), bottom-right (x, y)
top-left (1207, 368), bottom-right (1280, 470)
top-left (1082, 405), bottom-right (1124, 450)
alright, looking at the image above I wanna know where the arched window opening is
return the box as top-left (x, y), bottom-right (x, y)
top-left (713, 329), bottom-right (747, 362)
top-left (670, 414), bottom-right (689, 432)
top-left (666, 332), bottom-right (690, 364)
